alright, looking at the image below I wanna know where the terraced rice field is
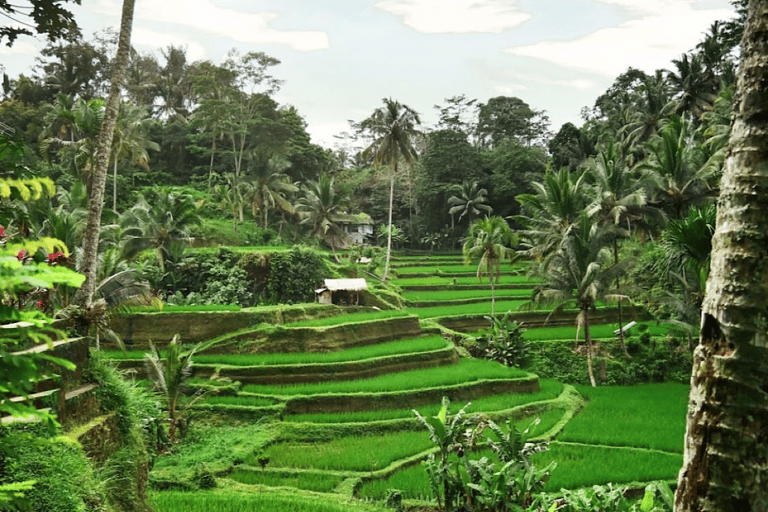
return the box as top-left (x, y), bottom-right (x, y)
top-left (147, 251), bottom-right (688, 511)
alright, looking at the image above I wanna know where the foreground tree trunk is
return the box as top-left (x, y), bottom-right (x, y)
top-left (75, 0), bottom-right (136, 307)
top-left (675, 2), bottom-right (768, 510)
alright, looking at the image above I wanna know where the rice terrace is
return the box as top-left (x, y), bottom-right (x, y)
top-left (3, 0), bottom-right (767, 511)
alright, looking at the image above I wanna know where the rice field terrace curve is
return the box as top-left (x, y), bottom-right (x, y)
top-left (143, 250), bottom-right (689, 511)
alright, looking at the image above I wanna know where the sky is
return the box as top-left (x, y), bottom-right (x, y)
top-left (1, 0), bottom-right (735, 149)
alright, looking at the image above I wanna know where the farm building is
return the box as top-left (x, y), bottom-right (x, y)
top-left (339, 213), bottom-right (374, 245)
top-left (315, 278), bottom-right (367, 306)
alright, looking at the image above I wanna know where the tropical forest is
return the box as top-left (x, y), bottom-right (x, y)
top-left (2, 0), bottom-right (767, 511)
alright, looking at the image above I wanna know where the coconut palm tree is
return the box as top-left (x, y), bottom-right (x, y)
top-left (296, 174), bottom-right (350, 252)
top-left (666, 52), bottom-right (718, 122)
top-left (359, 98), bottom-right (421, 280)
top-left (143, 335), bottom-right (197, 444)
top-left (530, 212), bottom-right (628, 387)
top-left (110, 102), bottom-right (159, 212)
top-left (76, 0), bottom-right (135, 308)
top-left (447, 181), bottom-right (493, 227)
top-left (120, 188), bottom-right (202, 272)
top-left (463, 216), bottom-right (518, 318)
top-left (638, 116), bottom-right (716, 219)
top-left (675, 2), bottom-right (768, 507)
top-left (244, 150), bottom-right (298, 230)
top-left (584, 141), bottom-right (653, 357)
top-left (515, 167), bottom-right (588, 261)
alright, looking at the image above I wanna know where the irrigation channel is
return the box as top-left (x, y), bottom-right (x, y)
top-left (104, 253), bottom-right (689, 511)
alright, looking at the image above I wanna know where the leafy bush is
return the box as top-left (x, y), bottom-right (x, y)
top-left (0, 423), bottom-right (108, 512)
top-left (265, 246), bottom-right (331, 304)
top-left (472, 314), bottom-right (530, 368)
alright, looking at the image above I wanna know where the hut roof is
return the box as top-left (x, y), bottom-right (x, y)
top-left (322, 278), bottom-right (367, 291)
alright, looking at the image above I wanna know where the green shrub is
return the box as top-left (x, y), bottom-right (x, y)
top-left (0, 423), bottom-right (108, 512)
top-left (266, 246), bottom-right (331, 304)
top-left (525, 336), bottom-right (692, 386)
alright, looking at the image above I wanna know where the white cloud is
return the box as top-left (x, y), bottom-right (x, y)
top-left (504, 4), bottom-right (732, 76)
top-left (375, 0), bottom-right (530, 33)
top-left (92, 0), bottom-right (328, 51)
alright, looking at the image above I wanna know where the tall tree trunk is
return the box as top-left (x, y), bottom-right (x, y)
top-left (75, 0), bottom-right (135, 307)
top-left (112, 157), bottom-right (118, 212)
top-left (383, 161), bottom-right (396, 281)
top-left (613, 240), bottom-right (630, 359)
top-left (583, 311), bottom-right (597, 387)
top-left (675, 2), bottom-right (768, 510)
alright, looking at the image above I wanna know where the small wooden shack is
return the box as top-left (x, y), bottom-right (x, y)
top-left (315, 278), bottom-right (367, 306)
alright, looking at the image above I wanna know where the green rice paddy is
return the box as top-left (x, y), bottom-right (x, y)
top-left (151, 490), bottom-right (385, 512)
top-left (558, 383), bottom-right (689, 453)
top-left (285, 310), bottom-right (412, 327)
top-left (406, 299), bottom-right (531, 318)
top-left (242, 359), bottom-right (529, 396)
top-left (394, 275), bottom-right (542, 286)
top-left (227, 470), bottom-right (343, 493)
top-left (284, 379), bottom-right (564, 423)
top-left (402, 288), bottom-right (534, 302)
top-left (522, 323), bottom-right (678, 341)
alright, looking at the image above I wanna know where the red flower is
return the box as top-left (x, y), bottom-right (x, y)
top-left (36, 300), bottom-right (44, 309)
top-left (17, 249), bottom-right (27, 261)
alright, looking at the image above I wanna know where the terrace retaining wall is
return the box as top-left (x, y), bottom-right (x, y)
top-left (108, 305), bottom-right (377, 347)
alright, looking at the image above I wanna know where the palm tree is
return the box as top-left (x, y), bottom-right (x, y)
top-left (121, 189), bottom-right (202, 272)
top-left (515, 167), bottom-right (588, 261)
top-left (359, 98), bottom-right (421, 280)
top-left (666, 52), bottom-right (718, 121)
top-left (244, 150), bottom-right (298, 229)
top-left (447, 181), bottom-right (493, 227)
top-left (462, 216), bottom-right (518, 318)
top-left (584, 142), bottom-right (652, 358)
top-left (619, 71), bottom-right (673, 158)
top-left (296, 174), bottom-right (350, 252)
top-left (143, 335), bottom-right (197, 444)
top-left (76, 0), bottom-right (136, 308)
top-left (638, 116), bottom-right (716, 219)
top-left (110, 102), bottom-right (159, 212)
top-left (531, 212), bottom-right (628, 387)
top-left (675, 2), bottom-right (768, 507)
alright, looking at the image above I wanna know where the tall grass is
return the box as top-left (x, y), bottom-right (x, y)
top-left (284, 379), bottom-right (564, 423)
top-left (249, 431), bottom-right (433, 471)
top-left (227, 470), bottom-right (343, 493)
top-left (559, 383), bottom-right (689, 452)
top-left (151, 490), bottom-right (382, 512)
top-left (285, 310), bottom-right (411, 327)
top-left (242, 359), bottom-right (529, 396)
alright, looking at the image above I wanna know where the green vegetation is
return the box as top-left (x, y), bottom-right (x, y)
top-left (394, 275), bottom-right (541, 287)
top-left (522, 322), bottom-right (677, 341)
top-left (228, 470), bottom-right (344, 493)
top-left (403, 288), bottom-right (533, 302)
top-left (406, 299), bottom-right (530, 318)
top-left (559, 383), bottom-right (689, 452)
top-left (127, 304), bottom-right (241, 313)
top-left (104, 335), bottom-right (448, 366)
top-left (252, 430), bottom-right (433, 471)
top-left (150, 490), bottom-right (387, 512)
top-left (394, 264), bottom-right (521, 274)
top-left (285, 310), bottom-right (412, 327)
top-left (242, 359), bottom-right (530, 396)
top-left (284, 379), bottom-right (563, 423)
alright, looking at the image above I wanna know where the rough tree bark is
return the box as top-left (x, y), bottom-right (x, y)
top-left (75, 0), bottom-right (136, 307)
top-left (674, 1), bottom-right (768, 510)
